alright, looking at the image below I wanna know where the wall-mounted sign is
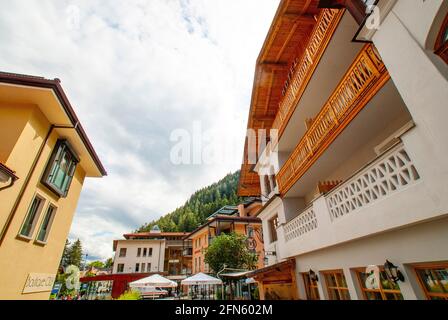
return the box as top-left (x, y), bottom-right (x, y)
top-left (23, 273), bottom-right (56, 294)
top-left (246, 237), bottom-right (257, 250)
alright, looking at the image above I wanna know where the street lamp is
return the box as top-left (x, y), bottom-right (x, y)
top-left (0, 163), bottom-right (18, 191)
top-left (384, 260), bottom-right (405, 283)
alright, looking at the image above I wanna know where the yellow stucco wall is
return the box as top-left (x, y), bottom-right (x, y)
top-left (0, 104), bottom-right (87, 300)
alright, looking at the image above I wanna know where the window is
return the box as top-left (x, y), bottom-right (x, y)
top-left (117, 264), bottom-right (124, 273)
top-left (36, 204), bottom-right (57, 243)
top-left (147, 263), bottom-right (151, 272)
top-left (141, 263), bottom-right (146, 272)
top-left (143, 248), bottom-right (147, 257)
top-left (435, 13), bottom-right (448, 64)
top-left (302, 273), bottom-right (320, 300)
top-left (268, 215), bottom-right (279, 243)
top-left (355, 268), bottom-right (403, 300)
top-left (119, 248), bottom-right (127, 257)
top-left (323, 270), bottom-right (351, 300)
top-left (42, 140), bottom-right (79, 197)
top-left (263, 175), bottom-right (272, 196)
top-left (414, 263), bottom-right (448, 300)
top-left (20, 195), bottom-right (45, 238)
top-left (137, 248), bottom-right (141, 257)
top-left (135, 263), bottom-right (140, 273)
top-left (148, 248), bottom-right (153, 257)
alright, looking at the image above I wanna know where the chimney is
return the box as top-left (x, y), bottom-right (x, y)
top-left (238, 204), bottom-right (247, 217)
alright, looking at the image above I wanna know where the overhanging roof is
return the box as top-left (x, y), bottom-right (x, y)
top-left (238, 0), bottom-right (321, 196)
top-left (0, 71), bottom-right (107, 177)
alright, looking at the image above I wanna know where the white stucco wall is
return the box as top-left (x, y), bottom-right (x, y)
top-left (112, 239), bottom-right (165, 274)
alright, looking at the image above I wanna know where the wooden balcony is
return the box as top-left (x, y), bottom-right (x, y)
top-left (272, 8), bottom-right (345, 137)
top-left (277, 43), bottom-right (390, 195)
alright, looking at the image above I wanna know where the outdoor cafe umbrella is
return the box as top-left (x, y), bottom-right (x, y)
top-left (129, 274), bottom-right (178, 288)
top-left (181, 273), bottom-right (223, 286)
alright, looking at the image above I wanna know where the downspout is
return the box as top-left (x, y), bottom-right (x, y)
top-left (0, 123), bottom-right (78, 246)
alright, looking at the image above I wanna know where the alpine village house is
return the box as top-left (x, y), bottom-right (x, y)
top-left (239, 0), bottom-right (448, 300)
top-left (0, 72), bottom-right (106, 299)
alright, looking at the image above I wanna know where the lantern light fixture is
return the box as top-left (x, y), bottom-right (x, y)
top-left (384, 260), bottom-right (405, 283)
top-left (309, 269), bottom-right (319, 282)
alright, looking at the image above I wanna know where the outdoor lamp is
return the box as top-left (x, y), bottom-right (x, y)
top-left (0, 163), bottom-right (18, 191)
top-left (384, 260), bottom-right (405, 283)
top-left (309, 269), bottom-right (319, 282)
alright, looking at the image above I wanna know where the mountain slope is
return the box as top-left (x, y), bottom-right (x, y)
top-left (137, 171), bottom-right (243, 232)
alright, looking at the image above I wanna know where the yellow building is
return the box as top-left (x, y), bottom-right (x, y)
top-left (0, 72), bottom-right (106, 300)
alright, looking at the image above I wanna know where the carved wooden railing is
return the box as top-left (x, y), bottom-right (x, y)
top-left (272, 8), bottom-right (345, 137)
top-left (277, 44), bottom-right (390, 195)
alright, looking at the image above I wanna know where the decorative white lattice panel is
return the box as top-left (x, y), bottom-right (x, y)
top-left (284, 206), bottom-right (318, 242)
top-left (326, 145), bottom-right (420, 220)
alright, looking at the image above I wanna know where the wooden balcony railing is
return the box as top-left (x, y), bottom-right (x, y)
top-left (277, 44), bottom-right (390, 195)
top-left (272, 8), bottom-right (345, 137)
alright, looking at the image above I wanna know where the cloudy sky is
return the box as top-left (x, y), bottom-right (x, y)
top-left (0, 0), bottom-right (279, 261)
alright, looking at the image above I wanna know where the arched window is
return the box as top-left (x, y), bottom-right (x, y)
top-left (435, 13), bottom-right (448, 64)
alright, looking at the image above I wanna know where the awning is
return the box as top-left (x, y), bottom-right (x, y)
top-left (129, 274), bottom-right (177, 288)
top-left (219, 271), bottom-right (251, 278)
top-left (181, 273), bottom-right (223, 286)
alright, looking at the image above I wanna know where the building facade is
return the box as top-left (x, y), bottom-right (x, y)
top-left (0, 72), bottom-right (106, 299)
top-left (241, 0), bottom-right (448, 300)
top-left (186, 199), bottom-right (265, 274)
top-left (112, 227), bottom-right (192, 280)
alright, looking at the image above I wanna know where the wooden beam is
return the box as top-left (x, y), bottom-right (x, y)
top-left (259, 62), bottom-right (289, 73)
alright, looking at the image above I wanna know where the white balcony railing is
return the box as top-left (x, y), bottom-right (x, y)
top-left (280, 143), bottom-right (421, 247)
top-left (284, 206), bottom-right (317, 242)
top-left (326, 144), bottom-right (420, 221)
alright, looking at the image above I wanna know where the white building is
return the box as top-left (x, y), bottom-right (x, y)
top-left (240, 0), bottom-right (448, 300)
top-left (112, 226), bottom-right (192, 279)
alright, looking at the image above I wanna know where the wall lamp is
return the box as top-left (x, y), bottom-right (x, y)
top-left (309, 269), bottom-right (319, 282)
top-left (0, 163), bottom-right (18, 191)
top-left (384, 260), bottom-right (405, 283)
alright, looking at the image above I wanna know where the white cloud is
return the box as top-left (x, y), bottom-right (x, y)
top-left (0, 0), bottom-right (280, 260)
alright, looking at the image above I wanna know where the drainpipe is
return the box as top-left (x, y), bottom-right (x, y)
top-left (0, 123), bottom-right (78, 246)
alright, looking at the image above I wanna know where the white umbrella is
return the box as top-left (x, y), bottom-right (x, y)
top-left (245, 278), bottom-right (256, 284)
top-left (181, 273), bottom-right (223, 286)
top-left (129, 274), bottom-right (178, 288)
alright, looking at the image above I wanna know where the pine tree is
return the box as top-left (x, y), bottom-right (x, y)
top-left (67, 239), bottom-right (83, 268)
top-left (138, 171), bottom-right (244, 232)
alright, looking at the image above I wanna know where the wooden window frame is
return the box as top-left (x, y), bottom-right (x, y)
top-left (42, 140), bottom-right (79, 198)
top-left (322, 269), bottom-right (351, 300)
top-left (302, 273), bottom-right (321, 300)
top-left (434, 12), bottom-right (448, 64)
top-left (18, 193), bottom-right (46, 240)
top-left (35, 203), bottom-right (57, 244)
top-left (119, 247), bottom-right (127, 258)
top-left (413, 262), bottom-right (448, 300)
top-left (117, 264), bottom-right (124, 273)
top-left (268, 215), bottom-right (279, 243)
top-left (353, 267), bottom-right (403, 300)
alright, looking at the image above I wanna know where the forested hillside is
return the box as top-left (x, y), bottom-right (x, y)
top-left (137, 171), bottom-right (243, 232)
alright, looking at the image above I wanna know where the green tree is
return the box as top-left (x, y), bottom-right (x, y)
top-left (67, 239), bottom-right (83, 268)
top-left (88, 261), bottom-right (105, 268)
top-left (104, 258), bottom-right (114, 268)
top-left (204, 233), bottom-right (258, 273)
top-left (59, 239), bottom-right (71, 269)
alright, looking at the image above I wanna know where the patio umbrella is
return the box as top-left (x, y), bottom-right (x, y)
top-left (181, 273), bottom-right (223, 286)
top-left (129, 274), bottom-right (178, 288)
